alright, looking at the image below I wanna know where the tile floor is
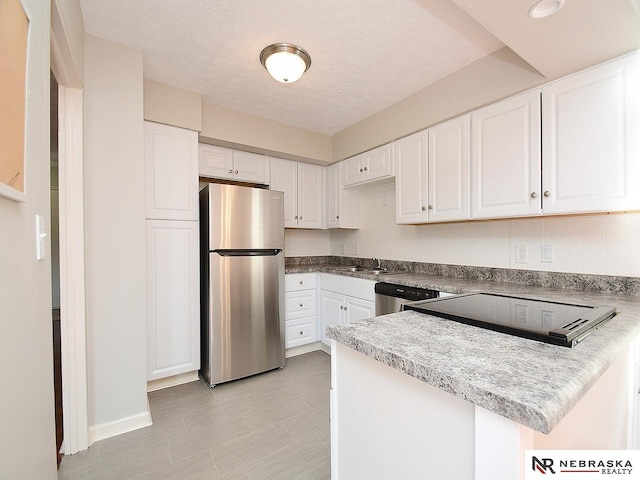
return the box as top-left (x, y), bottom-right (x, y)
top-left (59, 351), bottom-right (331, 480)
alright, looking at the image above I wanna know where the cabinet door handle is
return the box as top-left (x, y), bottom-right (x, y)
top-left (299, 216), bottom-right (303, 220)
top-left (543, 191), bottom-right (550, 197)
top-left (299, 330), bottom-right (304, 335)
top-left (235, 170), bottom-right (238, 174)
top-left (421, 206), bottom-right (426, 211)
top-left (359, 168), bottom-right (363, 173)
top-left (294, 215), bottom-right (298, 219)
top-left (299, 280), bottom-right (303, 285)
top-left (299, 303), bottom-right (304, 307)
top-left (228, 169), bottom-right (233, 174)
top-left (336, 215), bottom-right (340, 219)
top-left (363, 166), bottom-right (368, 171)
top-left (428, 205), bottom-right (433, 210)
top-left (531, 192), bottom-right (538, 198)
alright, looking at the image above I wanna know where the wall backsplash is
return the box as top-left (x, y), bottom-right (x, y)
top-left (286, 183), bottom-right (640, 278)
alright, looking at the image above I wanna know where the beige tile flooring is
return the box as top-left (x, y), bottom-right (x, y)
top-left (59, 351), bottom-right (331, 480)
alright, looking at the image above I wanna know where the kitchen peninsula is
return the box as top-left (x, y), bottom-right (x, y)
top-left (289, 258), bottom-right (640, 480)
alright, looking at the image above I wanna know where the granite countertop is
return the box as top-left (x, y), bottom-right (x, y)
top-left (289, 261), bottom-right (640, 433)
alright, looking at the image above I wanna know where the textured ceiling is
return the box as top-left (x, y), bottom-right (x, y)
top-left (79, 0), bottom-right (503, 135)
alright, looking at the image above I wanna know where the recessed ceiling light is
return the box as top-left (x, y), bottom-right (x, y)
top-left (528, 0), bottom-right (564, 19)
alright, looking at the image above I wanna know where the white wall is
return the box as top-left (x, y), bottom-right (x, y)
top-left (0, 0), bottom-right (57, 478)
top-left (329, 183), bottom-right (640, 276)
top-left (84, 35), bottom-right (149, 436)
top-left (284, 229), bottom-right (331, 257)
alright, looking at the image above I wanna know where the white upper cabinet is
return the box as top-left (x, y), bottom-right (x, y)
top-left (471, 89), bottom-right (542, 219)
top-left (144, 121), bottom-right (198, 221)
top-left (270, 157), bottom-right (324, 229)
top-left (428, 114), bottom-right (470, 222)
top-left (232, 150), bottom-right (269, 184)
top-left (297, 162), bottom-right (324, 229)
top-left (395, 114), bottom-right (470, 224)
top-left (326, 162), bottom-right (359, 229)
top-left (395, 130), bottom-right (429, 224)
top-left (344, 144), bottom-right (394, 187)
top-left (541, 52), bottom-right (640, 214)
top-left (270, 157), bottom-right (298, 227)
top-left (198, 144), bottom-right (234, 180)
top-left (199, 144), bottom-right (269, 184)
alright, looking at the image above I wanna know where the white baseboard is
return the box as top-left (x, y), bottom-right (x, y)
top-left (88, 404), bottom-right (152, 444)
top-left (286, 342), bottom-right (326, 358)
top-left (147, 371), bottom-right (199, 392)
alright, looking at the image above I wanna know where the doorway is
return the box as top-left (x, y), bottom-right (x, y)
top-left (50, 3), bottom-right (89, 451)
top-left (50, 71), bottom-right (63, 466)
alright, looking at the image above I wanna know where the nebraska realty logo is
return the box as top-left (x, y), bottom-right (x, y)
top-left (525, 451), bottom-right (640, 479)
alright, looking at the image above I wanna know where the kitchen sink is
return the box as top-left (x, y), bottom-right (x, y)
top-left (332, 266), bottom-right (404, 276)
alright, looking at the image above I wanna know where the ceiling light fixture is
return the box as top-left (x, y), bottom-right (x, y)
top-left (528, 0), bottom-right (564, 18)
top-left (260, 43), bottom-right (311, 84)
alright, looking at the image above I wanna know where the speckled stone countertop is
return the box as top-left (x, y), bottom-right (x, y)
top-left (288, 259), bottom-right (640, 433)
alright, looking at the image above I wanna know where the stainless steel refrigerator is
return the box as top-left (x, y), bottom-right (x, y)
top-left (199, 183), bottom-right (286, 387)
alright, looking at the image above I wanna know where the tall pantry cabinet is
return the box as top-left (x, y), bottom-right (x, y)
top-left (144, 121), bottom-right (200, 386)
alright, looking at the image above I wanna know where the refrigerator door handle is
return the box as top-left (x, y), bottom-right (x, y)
top-left (213, 249), bottom-right (282, 257)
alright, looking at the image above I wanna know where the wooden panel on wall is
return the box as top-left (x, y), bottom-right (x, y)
top-left (0, 0), bottom-right (29, 196)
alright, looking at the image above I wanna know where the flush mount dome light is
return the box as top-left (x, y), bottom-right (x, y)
top-left (260, 43), bottom-right (311, 83)
top-left (528, 0), bottom-right (564, 18)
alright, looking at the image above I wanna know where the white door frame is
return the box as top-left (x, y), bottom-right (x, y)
top-left (51, 3), bottom-right (89, 454)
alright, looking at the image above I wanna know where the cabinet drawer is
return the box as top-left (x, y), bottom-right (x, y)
top-left (285, 273), bottom-right (317, 292)
top-left (285, 291), bottom-right (316, 319)
top-left (286, 317), bottom-right (316, 348)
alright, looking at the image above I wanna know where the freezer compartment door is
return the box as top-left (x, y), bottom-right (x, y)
top-left (204, 184), bottom-right (284, 250)
top-left (202, 251), bottom-right (285, 386)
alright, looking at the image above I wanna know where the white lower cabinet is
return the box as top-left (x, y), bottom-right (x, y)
top-left (319, 274), bottom-right (375, 346)
top-left (146, 220), bottom-right (200, 381)
top-left (284, 273), bottom-right (317, 348)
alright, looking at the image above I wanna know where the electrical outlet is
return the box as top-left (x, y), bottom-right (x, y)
top-left (350, 243), bottom-right (359, 255)
top-left (542, 245), bottom-right (553, 263)
top-left (342, 243), bottom-right (347, 255)
top-left (515, 245), bottom-right (527, 264)
top-left (515, 304), bottom-right (527, 324)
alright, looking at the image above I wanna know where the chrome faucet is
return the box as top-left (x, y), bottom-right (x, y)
top-left (372, 257), bottom-right (382, 269)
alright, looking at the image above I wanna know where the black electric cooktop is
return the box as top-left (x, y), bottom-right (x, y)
top-left (403, 293), bottom-right (616, 347)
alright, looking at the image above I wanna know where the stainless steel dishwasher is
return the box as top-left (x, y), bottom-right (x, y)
top-left (374, 282), bottom-right (440, 315)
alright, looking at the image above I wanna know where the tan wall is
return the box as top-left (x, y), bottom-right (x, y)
top-left (52, 0), bottom-right (85, 86)
top-left (201, 102), bottom-right (333, 165)
top-left (451, 0), bottom-right (640, 80)
top-left (0, 0), bottom-right (58, 477)
top-left (84, 35), bottom-right (148, 430)
top-left (143, 79), bottom-right (202, 131)
top-left (332, 47), bottom-right (545, 161)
